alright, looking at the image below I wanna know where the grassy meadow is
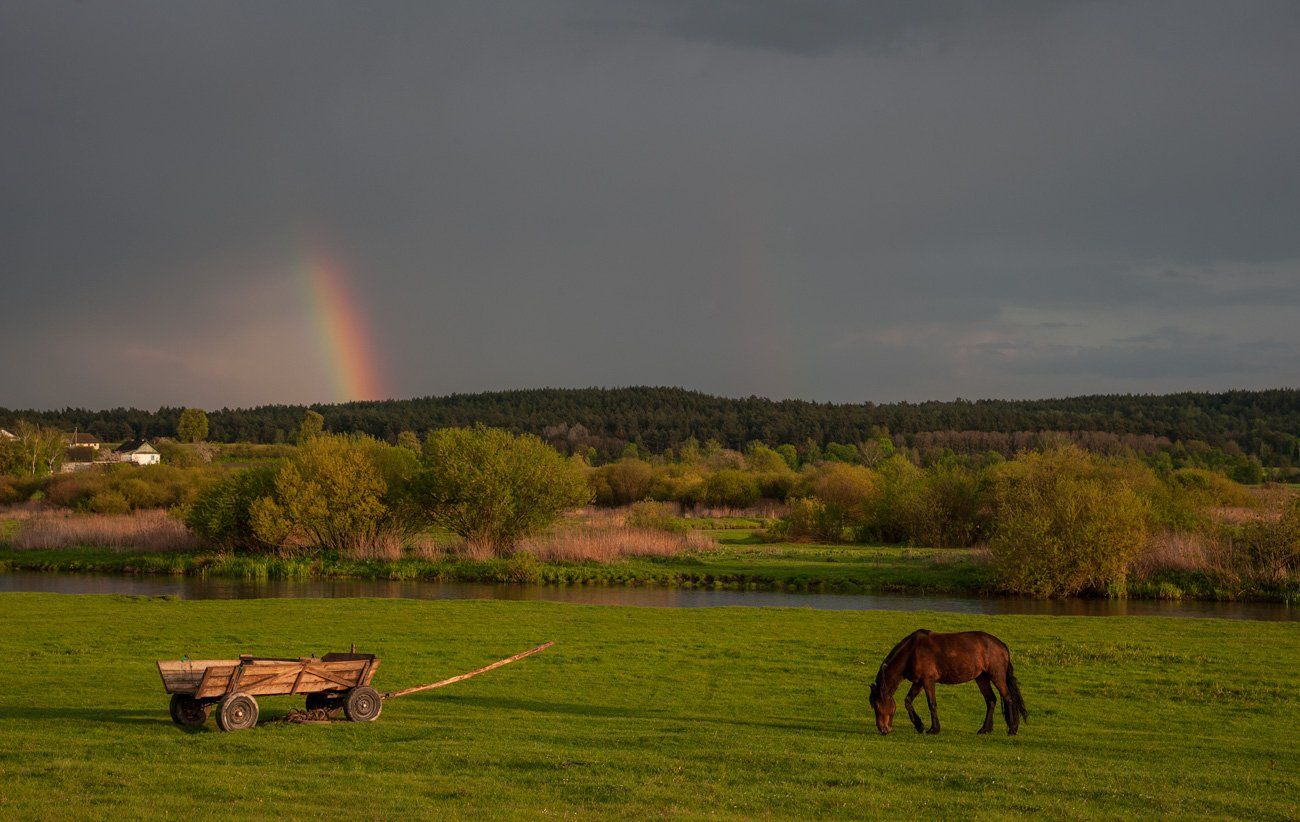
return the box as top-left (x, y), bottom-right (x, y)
top-left (0, 593), bottom-right (1296, 819)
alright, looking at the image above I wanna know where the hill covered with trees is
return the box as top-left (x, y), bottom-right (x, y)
top-left (3, 387), bottom-right (1298, 472)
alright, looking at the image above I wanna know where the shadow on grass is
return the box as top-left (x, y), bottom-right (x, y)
top-left (435, 693), bottom-right (858, 735)
top-left (2, 706), bottom-right (173, 727)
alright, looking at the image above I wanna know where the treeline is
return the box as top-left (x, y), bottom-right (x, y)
top-left (4, 386), bottom-right (1299, 470)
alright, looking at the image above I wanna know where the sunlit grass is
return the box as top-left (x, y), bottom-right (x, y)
top-left (0, 594), bottom-right (1295, 818)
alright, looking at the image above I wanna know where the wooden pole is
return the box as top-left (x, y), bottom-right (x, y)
top-left (382, 641), bottom-right (555, 700)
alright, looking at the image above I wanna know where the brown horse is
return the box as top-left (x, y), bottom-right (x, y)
top-left (869, 629), bottom-right (1027, 735)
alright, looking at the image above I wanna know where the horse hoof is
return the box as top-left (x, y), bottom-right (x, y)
top-left (977, 728), bottom-right (992, 735)
top-left (926, 728), bottom-right (941, 735)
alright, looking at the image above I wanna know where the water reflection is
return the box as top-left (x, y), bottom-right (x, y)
top-left (0, 572), bottom-right (1293, 621)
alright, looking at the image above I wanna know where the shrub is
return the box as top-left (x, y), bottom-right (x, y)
top-left (1222, 496), bottom-right (1300, 582)
top-left (648, 466), bottom-right (706, 508)
top-left (257, 434), bottom-right (397, 553)
top-left (857, 456), bottom-right (924, 543)
top-left (626, 500), bottom-right (686, 533)
top-left (909, 463), bottom-right (987, 548)
top-left (988, 447), bottom-right (1149, 597)
top-left (771, 497), bottom-right (845, 542)
top-left (185, 465), bottom-right (280, 551)
top-left (703, 470), bottom-right (760, 508)
top-left (0, 478), bottom-right (21, 505)
top-left (755, 471), bottom-right (796, 501)
top-left (87, 489), bottom-right (130, 515)
top-left (591, 458), bottom-right (656, 506)
top-left (417, 425), bottom-right (591, 555)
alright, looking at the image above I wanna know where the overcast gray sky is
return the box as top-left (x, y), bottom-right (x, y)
top-left (2, 0), bottom-right (1298, 409)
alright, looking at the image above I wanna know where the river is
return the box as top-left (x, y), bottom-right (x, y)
top-left (0, 571), bottom-right (1293, 620)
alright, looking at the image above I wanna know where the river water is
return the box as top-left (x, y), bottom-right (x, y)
top-left (0, 571), bottom-right (1293, 620)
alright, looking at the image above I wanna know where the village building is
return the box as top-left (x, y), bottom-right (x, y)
top-left (114, 439), bottom-right (161, 466)
top-left (0, 428), bottom-right (15, 440)
top-left (66, 432), bottom-right (102, 450)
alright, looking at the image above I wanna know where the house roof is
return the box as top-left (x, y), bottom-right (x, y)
top-left (0, 428), bottom-right (14, 440)
top-left (67, 432), bottom-right (101, 444)
top-left (114, 439), bottom-right (158, 454)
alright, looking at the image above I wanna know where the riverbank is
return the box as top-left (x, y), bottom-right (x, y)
top-left (0, 540), bottom-right (989, 594)
top-left (0, 593), bottom-right (1296, 818)
top-left (1, 539), bottom-right (1294, 602)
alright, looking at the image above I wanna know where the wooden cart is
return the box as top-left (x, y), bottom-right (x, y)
top-left (157, 652), bottom-right (381, 731)
top-left (158, 641), bottom-right (553, 732)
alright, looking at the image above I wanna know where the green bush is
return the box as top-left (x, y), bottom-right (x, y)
top-left (417, 425), bottom-right (591, 554)
top-left (703, 470), bottom-right (760, 508)
top-left (1222, 497), bottom-right (1300, 582)
top-left (648, 466), bottom-right (706, 508)
top-left (771, 497), bottom-right (845, 542)
top-left (856, 456), bottom-right (924, 543)
top-left (591, 458), bottom-right (656, 506)
top-left (185, 465), bottom-right (280, 551)
top-left (626, 501), bottom-right (687, 533)
top-left (988, 447), bottom-right (1149, 597)
top-left (87, 489), bottom-right (131, 515)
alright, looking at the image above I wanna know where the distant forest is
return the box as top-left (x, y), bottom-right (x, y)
top-left (3, 387), bottom-right (1298, 470)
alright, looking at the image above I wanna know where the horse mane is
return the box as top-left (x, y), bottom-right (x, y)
top-left (874, 629), bottom-right (931, 685)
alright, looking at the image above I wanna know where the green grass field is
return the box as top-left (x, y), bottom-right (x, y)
top-left (0, 594), bottom-right (1296, 818)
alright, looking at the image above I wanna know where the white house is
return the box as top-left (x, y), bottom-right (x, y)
top-left (0, 428), bottom-right (14, 440)
top-left (66, 432), bottom-right (102, 450)
top-left (114, 439), bottom-right (161, 466)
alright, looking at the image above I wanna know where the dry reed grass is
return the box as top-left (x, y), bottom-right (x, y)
top-left (1133, 530), bottom-right (1231, 577)
top-left (11, 509), bottom-right (200, 553)
top-left (519, 526), bottom-right (715, 562)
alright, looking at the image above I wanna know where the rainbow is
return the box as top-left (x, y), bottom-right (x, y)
top-left (299, 249), bottom-right (388, 402)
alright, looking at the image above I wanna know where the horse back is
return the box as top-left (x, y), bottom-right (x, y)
top-left (912, 631), bottom-right (1009, 684)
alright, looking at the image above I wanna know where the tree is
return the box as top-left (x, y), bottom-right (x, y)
top-left (396, 430), bottom-right (421, 452)
top-left (255, 434), bottom-right (393, 553)
top-left (591, 458), bottom-right (656, 505)
top-left (176, 407), bottom-right (209, 443)
top-left (297, 410), bottom-right (325, 443)
top-left (988, 447), bottom-right (1149, 597)
top-left (416, 426), bottom-right (591, 554)
top-left (10, 421), bottom-right (64, 477)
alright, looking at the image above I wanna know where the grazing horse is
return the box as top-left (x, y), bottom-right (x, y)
top-left (869, 629), bottom-right (1027, 736)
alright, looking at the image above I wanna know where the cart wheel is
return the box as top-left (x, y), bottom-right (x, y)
top-left (305, 693), bottom-right (344, 714)
top-left (216, 692), bottom-right (259, 732)
top-left (169, 694), bottom-right (210, 728)
top-left (344, 686), bottom-right (382, 722)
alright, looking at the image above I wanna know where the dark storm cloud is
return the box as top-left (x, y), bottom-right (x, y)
top-left (1, 0), bottom-right (1297, 409)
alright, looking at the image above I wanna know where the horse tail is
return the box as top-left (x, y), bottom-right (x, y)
top-left (1005, 661), bottom-right (1028, 723)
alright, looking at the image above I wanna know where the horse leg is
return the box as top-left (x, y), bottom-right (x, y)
top-left (923, 679), bottom-right (940, 734)
top-left (976, 674), bottom-right (996, 734)
top-left (904, 681), bottom-right (924, 733)
top-left (991, 672), bottom-right (1019, 736)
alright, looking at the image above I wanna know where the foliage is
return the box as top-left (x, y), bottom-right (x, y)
top-left (1221, 496), bottom-right (1300, 582)
top-left (256, 434), bottom-right (410, 553)
top-left (988, 447), bottom-right (1150, 596)
top-left (590, 458), bottom-right (656, 506)
top-left (416, 426), bottom-right (591, 554)
top-left (702, 469), bottom-right (760, 508)
top-left (625, 500), bottom-right (687, 533)
top-left (770, 497), bottom-right (845, 542)
top-left (297, 410), bottom-right (325, 443)
top-left (176, 407), bottom-right (209, 443)
top-left (0, 421), bottom-right (65, 477)
top-left (184, 465), bottom-right (280, 551)
top-left (87, 489), bottom-right (131, 515)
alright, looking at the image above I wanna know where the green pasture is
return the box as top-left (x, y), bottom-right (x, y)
top-left (0, 594), bottom-right (1295, 818)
